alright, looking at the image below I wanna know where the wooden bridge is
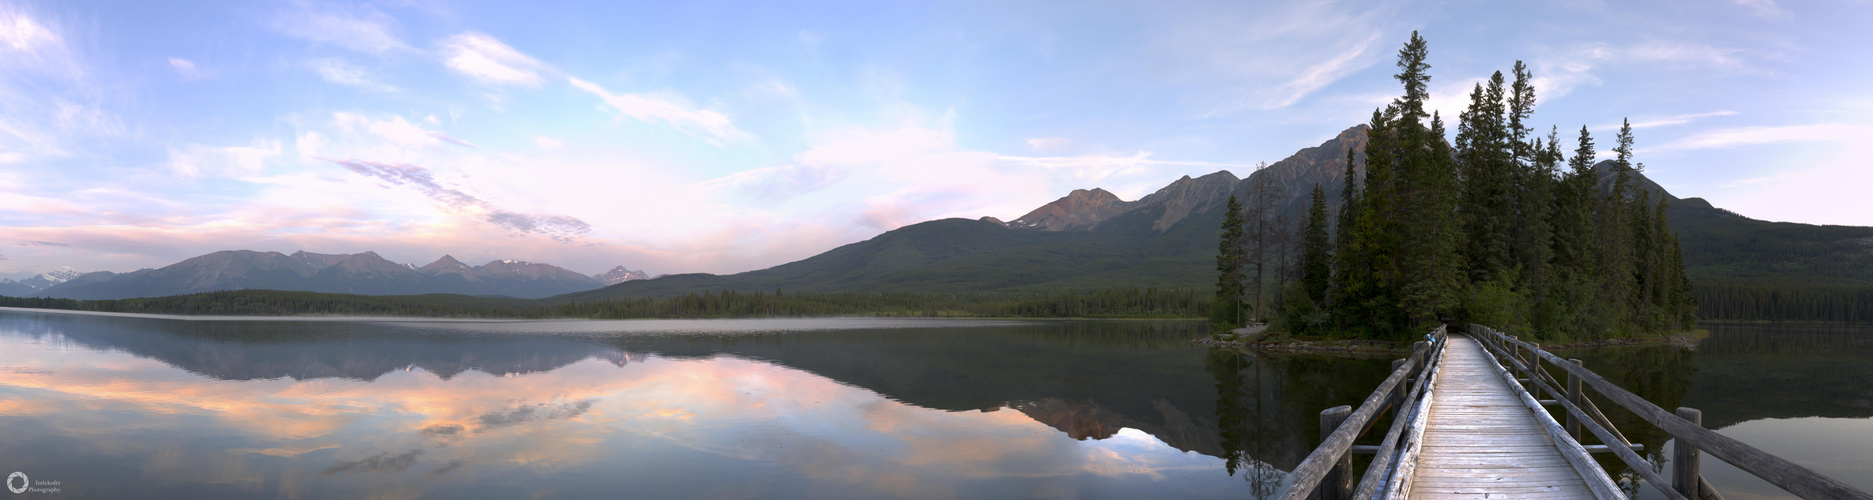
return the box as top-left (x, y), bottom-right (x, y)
top-left (1276, 325), bottom-right (1873, 500)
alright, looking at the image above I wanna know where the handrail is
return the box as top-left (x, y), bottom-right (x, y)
top-left (1469, 332), bottom-right (1626, 499)
top-left (1276, 326), bottom-right (1446, 500)
top-left (1471, 330), bottom-right (1681, 500)
top-left (1356, 333), bottom-right (1443, 498)
top-left (1469, 325), bottom-right (1873, 500)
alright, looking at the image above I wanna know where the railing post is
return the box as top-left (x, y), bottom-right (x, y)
top-left (1391, 358), bottom-right (1408, 409)
top-left (1674, 407), bottom-right (1704, 498)
top-left (1320, 406), bottom-right (1353, 500)
top-left (1567, 359), bottom-right (1584, 440)
top-left (1528, 343), bottom-right (1541, 393)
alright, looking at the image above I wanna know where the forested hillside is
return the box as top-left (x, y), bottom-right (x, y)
top-left (1230, 32), bottom-right (1698, 341)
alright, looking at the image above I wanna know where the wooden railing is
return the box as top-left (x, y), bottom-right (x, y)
top-left (1277, 326), bottom-right (1446, 500)
top-left (1467, 324), bottom-right (1873, 500)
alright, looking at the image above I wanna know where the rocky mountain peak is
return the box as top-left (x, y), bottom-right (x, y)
top-left (1133, 171), bottom-right (1242, 232)
top-left (1009, 187), bottom-right (1135, 231)
top-left (418, 255), bottom-right (475, 277)
top-left (289, 251), bottom-right (349, 273)
top-left (593, 266), bottom-right (651, 285)
top-left (480, 259), bottom-right (599, 284)
top-left (323, 251), bottom-right (420, 276)
top-left (15, 266), bottom-right (83, 290)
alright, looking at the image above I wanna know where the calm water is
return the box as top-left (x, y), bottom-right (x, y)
top-left (1562, 323), bottom-right (1873, 500)
top-left (0, 311), bottom-right (1865, 498)
top-left (0, 311), bottom-right (1396, 499)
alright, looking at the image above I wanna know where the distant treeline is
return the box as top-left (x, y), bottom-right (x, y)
top-left (0, 287), bottom-right (1208, 320)
top-left (1695, 280), bottom-right (1873, 324)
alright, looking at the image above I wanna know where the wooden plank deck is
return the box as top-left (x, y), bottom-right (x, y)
top-left (1408, 336), bottom-right (1597, 499)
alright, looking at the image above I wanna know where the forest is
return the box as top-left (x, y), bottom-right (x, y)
top-left (1214, 32), bottom-right (1699, 342)
top-left (0, 287), bottom-right (1208, 320)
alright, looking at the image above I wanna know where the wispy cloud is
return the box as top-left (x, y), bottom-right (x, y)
top-left (439, 32), bottom-right (549, 87)
top-left (1025, 137), bottom-right (1070, 153)
top-left (1155, 2), bottom-right (1397, 115)
top-left (168, 57), bottom-right (207, 80)
top-left (310, 58), bottom-right (395, 92)
top-left (1652, 123), bottom-right (1869, 151)
top-left (1532, 41), bottom-right (1773, 101)
top-left (1732, 0), bottom-right (1789, 19)
top-left (1601, 111), bottom-right (1737, 130)
top-left (17, 241), bottom-right (68, 247)
top-left (1264, 34), bottom-right (1379, 109)
top-left (274, 4), bottom-right (413, 55)
top-left (332, 113), bottom-right (474, 149)
top-left (323, 158), bottom-right (591, 242)
top-left (569, 77), bottom-right (750, 145)
top-left (0, 5), bottom-right (92, 161)
top-left (168, 140), bottom-right (282, 178)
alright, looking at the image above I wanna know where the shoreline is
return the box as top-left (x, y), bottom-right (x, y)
top-left (0, 306), bottom-right (1202, 323)
top-left (0, 306), bottom-right (548, 323)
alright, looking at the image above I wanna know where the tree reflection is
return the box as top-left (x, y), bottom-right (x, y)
top-left (1208, 348), bottom-right (1282, 499)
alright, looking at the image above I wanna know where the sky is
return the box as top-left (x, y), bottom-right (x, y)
top-left (1, 0), bottom-right (1869, 279)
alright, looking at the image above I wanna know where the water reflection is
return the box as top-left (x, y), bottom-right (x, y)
top-left (24, 311), bottom-right (1858, 499)
top-left (1556, 323), bottom-right (1873, 500)
top-left (0, 311), bottom-right (1274, 499)
top-left (1205, 348), bottom-right (1393, 498)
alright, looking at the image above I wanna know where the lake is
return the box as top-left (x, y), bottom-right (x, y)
top-left (0, 311), bottom-right (1866, 498)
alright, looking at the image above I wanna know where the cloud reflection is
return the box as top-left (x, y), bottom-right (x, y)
top-left (0, 331), bottom-right (1239, 498)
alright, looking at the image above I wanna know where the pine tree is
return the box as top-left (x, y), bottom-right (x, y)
top-left (1332, 145), bottom-right (1365, 328)
top-left (1509, 67), bottom-right (1553, 332)
top-left (1596, 119), bottom-right (1638, 333)
top-left (1547, 126), bottom-right (1597, 338)
top-left (1350, 104), bottom-right (1403, 335)
top-left (1214, 195), bottom-right (1248, 326)
top-left (1457, 71), bottom-right (1516, 284)
top-left (1303, 184), bottom-right (1332, 305)
top-left (1395, 35), bottom-right (1453, 327)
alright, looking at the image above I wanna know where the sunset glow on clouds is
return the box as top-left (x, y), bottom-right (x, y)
top-left (0, 1), bottom-right (1868, 277)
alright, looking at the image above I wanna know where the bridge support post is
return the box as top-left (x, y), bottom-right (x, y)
top-left (1391, 359), bottom-right (1407, 409)
top-left (1673, 407), bottom-right (1703, 498)
top-left (1567, 359), bottom-right (1584, 440)
top-left (1319, 406), bottom-right (1353, 500)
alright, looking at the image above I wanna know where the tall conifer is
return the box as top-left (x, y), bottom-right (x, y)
top-left (1303, 184), bottom-right (1332, 305)
top-left (1213, 195), bottom-right (1248, 326)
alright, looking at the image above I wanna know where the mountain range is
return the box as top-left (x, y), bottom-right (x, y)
top-left (11, 124), bottom-right (1867, 304)
top-left (562, 124), bottom-right (1872, 302)
top-left (23, 251), bottom-right (650, 300)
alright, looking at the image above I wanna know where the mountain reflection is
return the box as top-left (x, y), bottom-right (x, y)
top-left (0, 311), bottom-right (1272, 499)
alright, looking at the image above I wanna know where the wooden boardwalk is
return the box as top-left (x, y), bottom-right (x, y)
top-left (1281, 325), bottom-right (1869, 500)
top-left (1409, 335), bottom-right (1596, 499)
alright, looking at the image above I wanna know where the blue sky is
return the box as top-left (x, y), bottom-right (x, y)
top-left (1, 0), bottom-right (1868, 278)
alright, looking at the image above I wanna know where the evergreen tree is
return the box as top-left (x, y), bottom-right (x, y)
top-left (1214, 195), bottom-right (1248, 326)
top-left (1596, 119), bottom-right (1638, 333)
top-left (1302, 184), bottom-right (1332, 305)
top-left (1348, 104), bottom-right (1402, 335)
top-left (1510, 68), bottom-right (1553, 332)
top-left (1332, 145), bottom-right (1364, 328)
top-left (1457, 71), bottom-right (1516, 284)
